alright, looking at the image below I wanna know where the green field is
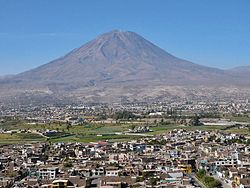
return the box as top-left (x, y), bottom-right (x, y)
top-left (0, 119), bottom-right (249, 144)
top-left (0, 133), bottom-right (45, 144)
top-left (49, 134), bottom-right (144, 143)
top-left (224, 115), bottom-right (250, 122)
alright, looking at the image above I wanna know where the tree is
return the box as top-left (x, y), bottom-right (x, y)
top-left (66, 124), bottom-right (71, 131)
top-left (197, 169), bottom-right (222, 188)
top-left (204, 176), bottom-right (221, 188)
top-left (114, 111), bottom-right (136, 120)
top-left (149, 177), bottom-right (160, 187)
top-left (161, 118), bottom-right (164, 124)
top-left (224, 170), bottom-right (229, 178)
top-left (196, 169), bottom-right (206, 179)
top-left (130, 124), bottom-right (136, 130)
top-left (136, 176), bottom-right (144, 182)
top-left (191, 115), bottom-right (202, 126)
top-left (63, 162), bottom-right (73, 168)
top-left (247, 139), bottom-right (250, 145)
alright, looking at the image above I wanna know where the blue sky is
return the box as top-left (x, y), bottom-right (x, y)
top-left (0, 0), bottom-right (250, 75)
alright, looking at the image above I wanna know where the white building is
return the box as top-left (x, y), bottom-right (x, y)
top-left (38, 167), bottom-right (59, 180)
top-left (105, 167), bottom-right (120, 176)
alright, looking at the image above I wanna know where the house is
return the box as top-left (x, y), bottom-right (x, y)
top-left (68, 176), bottom-right (87, 188)
top-left (240, 178), bottom-right (250, 188)
top-left (215, 158), bottom-right (238, 167)
top-left (105, 167), bottom-right (120, 177)
top-left (38, 167), bottom-right (59, 180)
top-left (100, 176), bottom-right (134, 188)
top-left (51, 179), bottom-right (75, 188)
top-left (229, 167), bottom-right (238, 179)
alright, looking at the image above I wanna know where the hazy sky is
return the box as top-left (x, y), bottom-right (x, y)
top-left (0, 0), bottom-right (250, 75)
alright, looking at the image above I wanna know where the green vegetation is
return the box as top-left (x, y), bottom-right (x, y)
top-left (190, 115), bottom-right (202, 126)
top-left (224, 114), bottom-right (250, 122)
top-left (4, 170), bottom-right (18, 178)
top-left (0, 116), bottom-right (249, 144)
top-left (0, 133), bottom-right (45, 144)
top-left (196, 169), bottom-right (222, 188)
top-left (63, 161), bottom-right (73, 168)
top-left (114, 110), bottom-right (137, 120)
top-left (145, 124), bottom-right (181, 135)
top-left (50, 134), bottom-right (143, 143)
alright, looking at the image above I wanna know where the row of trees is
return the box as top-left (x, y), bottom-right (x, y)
top-left (113, 111), bottom-right (137, 120)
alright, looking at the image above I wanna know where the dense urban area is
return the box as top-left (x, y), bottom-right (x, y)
top-left (0, 98), bottom-right (250, 188)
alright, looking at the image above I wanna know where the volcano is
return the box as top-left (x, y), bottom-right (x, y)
top-left (1, 30), bottom-right (249, 103)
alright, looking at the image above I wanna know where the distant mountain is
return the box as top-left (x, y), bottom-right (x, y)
top-left (0, 30), bottom-right (249, 103)
top-left (0, 74), bottom-right (14, 79)
top-left (225, 66), bottom-right (250, 83)
top-left (228, 65), bottom-right (250, 74)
